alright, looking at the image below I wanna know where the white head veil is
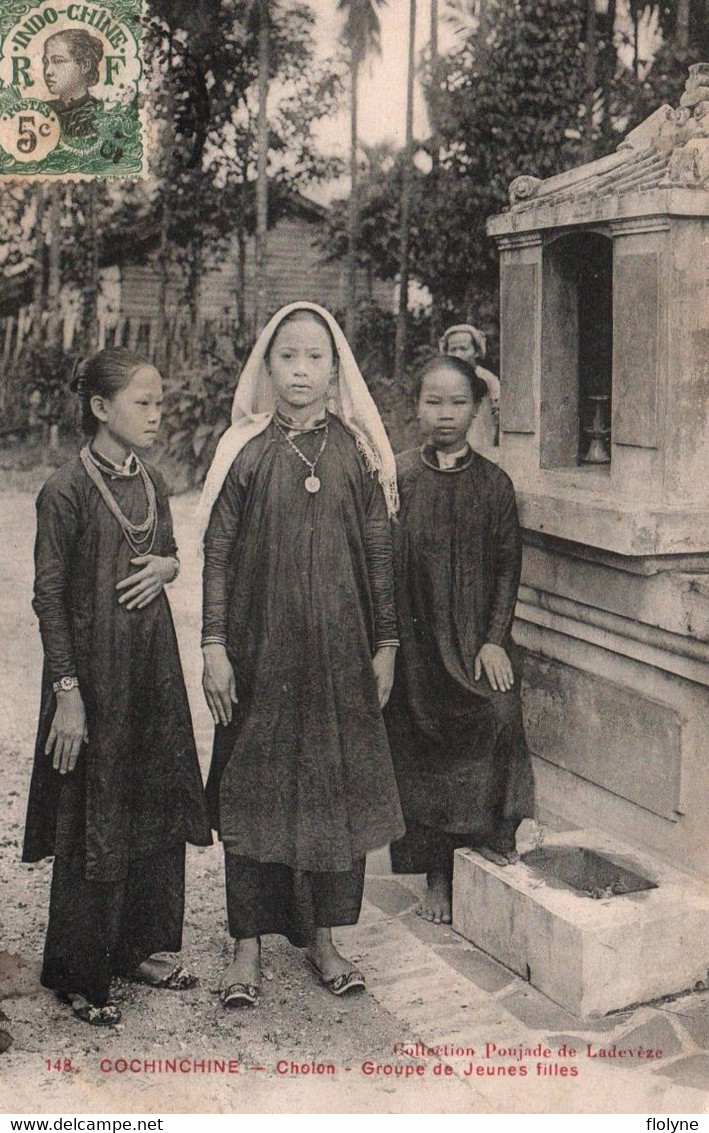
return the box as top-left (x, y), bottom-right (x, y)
top-left (197, 301), bottom-right (399, 540)
top-left (439, 323), bottom-right (487, 360)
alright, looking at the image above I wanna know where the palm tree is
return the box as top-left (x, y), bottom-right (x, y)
top-left (252, 0), bottom-right (270, 332)
top-left (583, 0), bottom-right (598, 161)
top-left (630, 0), bottom-right (641, 79)
top-left (394, 0), bottom-right (416, 384)
top-left (442, 0), bottom-right (488, 38)
top-left (29, 184), bottom-right (47, 351)
top-left (598, 0), bottom-right (617, 142)
top-left (45, 185), bottom-right (62, 349)
top-left (675, 0), bottom-right (690, 48)
top-left (81, 183), bottom-right (101, 352)
top-left (337, 0), bottom-right (387, 339)
top-left (429, 0), bottom-right (441, 343)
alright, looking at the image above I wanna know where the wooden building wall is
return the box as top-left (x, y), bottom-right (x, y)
top-left (0, 211), bottom-right (393, 377)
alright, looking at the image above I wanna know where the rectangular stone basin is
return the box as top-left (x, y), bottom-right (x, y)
top-left (521, 846), bottom-right (658, 899)
top-left (453, 828), bottom-right (709, 1016)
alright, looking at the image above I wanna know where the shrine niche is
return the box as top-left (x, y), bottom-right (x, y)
top-left (541, 230), bottom-right (613, 470)
top-left (489, 62), bottom-right (709, 558)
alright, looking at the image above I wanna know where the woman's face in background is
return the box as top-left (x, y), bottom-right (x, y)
top-left (445, 331), bottom-right (478, 366)
top-left (43, 36), bottom-right (89, 103)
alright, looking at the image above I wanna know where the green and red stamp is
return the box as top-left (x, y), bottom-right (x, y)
top-left (0, 0), bottom-right (144, 178)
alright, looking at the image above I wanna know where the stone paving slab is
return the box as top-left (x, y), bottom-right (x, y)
top-left (655, 990), bottom-right (709, 1056)
top-left (498, 986), bottom-right (601, 1033)
top-left (356, 871), bottom-right (709, 1112)
top-left (361, 878), bottom-right (418, 917)
top-left (676, 1013), bottom-right (709, 1050)
top-left (429, 942), bottom-right (516, 994)
top-left (655, 1055), bottom-right (709, 1091)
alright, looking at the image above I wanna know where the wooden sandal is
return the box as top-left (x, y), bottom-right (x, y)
top-left (57, 991), bottom-right (121, 1027)
top-left (306, 957), bottom-right (365, 996)
top-left (219, 982), bottom-right (259, 1008)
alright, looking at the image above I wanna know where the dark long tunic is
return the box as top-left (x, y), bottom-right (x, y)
top-left (41, 845), bottom-right (187, 1006)
top-left (48, 95), bottom-right (100, 140)
top-left (202, 415), bottom-right (405, 873)
top-left (23, 456), bottom-right (212, 883)
top-left (385, 446), bottom-right (534, 839)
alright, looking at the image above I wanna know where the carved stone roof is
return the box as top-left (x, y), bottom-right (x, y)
top-left (507, 63), bottom-right (709, 212)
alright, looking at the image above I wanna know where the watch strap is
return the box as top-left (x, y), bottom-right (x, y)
top-left (52, 676), bottom-right (80, 693)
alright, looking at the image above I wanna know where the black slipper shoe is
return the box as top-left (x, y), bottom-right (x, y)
top-left (219, 982), bottom-right (259, 1008)
top-left (57, 991), bottom-right (121, 1026)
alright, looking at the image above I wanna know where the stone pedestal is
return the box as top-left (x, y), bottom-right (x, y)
top-left (516, 537), bottom-right (709, 879)
top-left (453, 830), bottom-right (709, 1017)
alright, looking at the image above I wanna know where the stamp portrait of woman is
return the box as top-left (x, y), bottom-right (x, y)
top-left (42, 29), bottom-right (104, 140)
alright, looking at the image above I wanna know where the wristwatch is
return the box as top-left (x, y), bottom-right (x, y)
top-left (52, 676), bottom-right (80, 693)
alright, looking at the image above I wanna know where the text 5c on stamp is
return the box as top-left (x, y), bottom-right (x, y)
top-left (0, 0), bottom-right (144, 180)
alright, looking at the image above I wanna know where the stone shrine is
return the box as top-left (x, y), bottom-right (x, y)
top-left (453, 65), bottom-right (709, 1015)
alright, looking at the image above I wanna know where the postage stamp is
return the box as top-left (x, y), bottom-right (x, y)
top-left (0, 0), bottom-right (144, 180)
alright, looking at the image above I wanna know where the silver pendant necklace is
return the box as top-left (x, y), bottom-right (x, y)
top-left (275, 418), bottom-right (328, 494)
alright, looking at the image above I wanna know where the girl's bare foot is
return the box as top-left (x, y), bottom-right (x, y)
top-left (307, 927), bottom-right (360, 982)
top-left (417, 870), bottom-right (452, 924)
top-left (478, 846), bottom-right (519, 866)
top-left (220, 936), bottom-right (261, 991)
top-left (137, 957), bottom-right (175, 984)
top-left (133, 957), bottom-right (197, 989)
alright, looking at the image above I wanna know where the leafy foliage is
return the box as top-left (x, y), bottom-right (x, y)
top-left (337, 0), bottom-right (387, 64)
top-left (1, 345), bottom-right (79, 435)
top-left (325, 0), bottom-right (708, 356)
top-left (3, 0), bottom-right (708, 465)
top-left (161, 362), bottom-right (236, 488)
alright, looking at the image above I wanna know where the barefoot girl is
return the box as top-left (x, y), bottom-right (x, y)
top-left (199, 302), bottom-right (404, 1005)
top-left (384, 354), bottom-right (534, 925)
top-left (23, 348), bottom-right (211, 1025)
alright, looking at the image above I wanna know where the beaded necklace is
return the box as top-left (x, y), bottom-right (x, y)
top-left (80, 444), bottom-right (158, 555)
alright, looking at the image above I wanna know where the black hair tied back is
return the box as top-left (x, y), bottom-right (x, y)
top-left (69, 356), bottom-right (85, 396)
top-left (69, 347), bottom-right (148, 436)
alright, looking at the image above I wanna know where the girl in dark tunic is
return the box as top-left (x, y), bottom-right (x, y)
top-left (23, 348), bottom-right (211, 1026)
top-left (199, 302), bottom-right (404, 1005)
top-left (385, 354), bottom-right (534, 925)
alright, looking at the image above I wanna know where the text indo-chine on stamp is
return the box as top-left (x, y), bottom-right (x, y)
top-left (0, 0), bottom-right (144, 180)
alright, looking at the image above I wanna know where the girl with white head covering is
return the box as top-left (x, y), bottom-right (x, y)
top-left (200, 302), bottom-right (404, 1005)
